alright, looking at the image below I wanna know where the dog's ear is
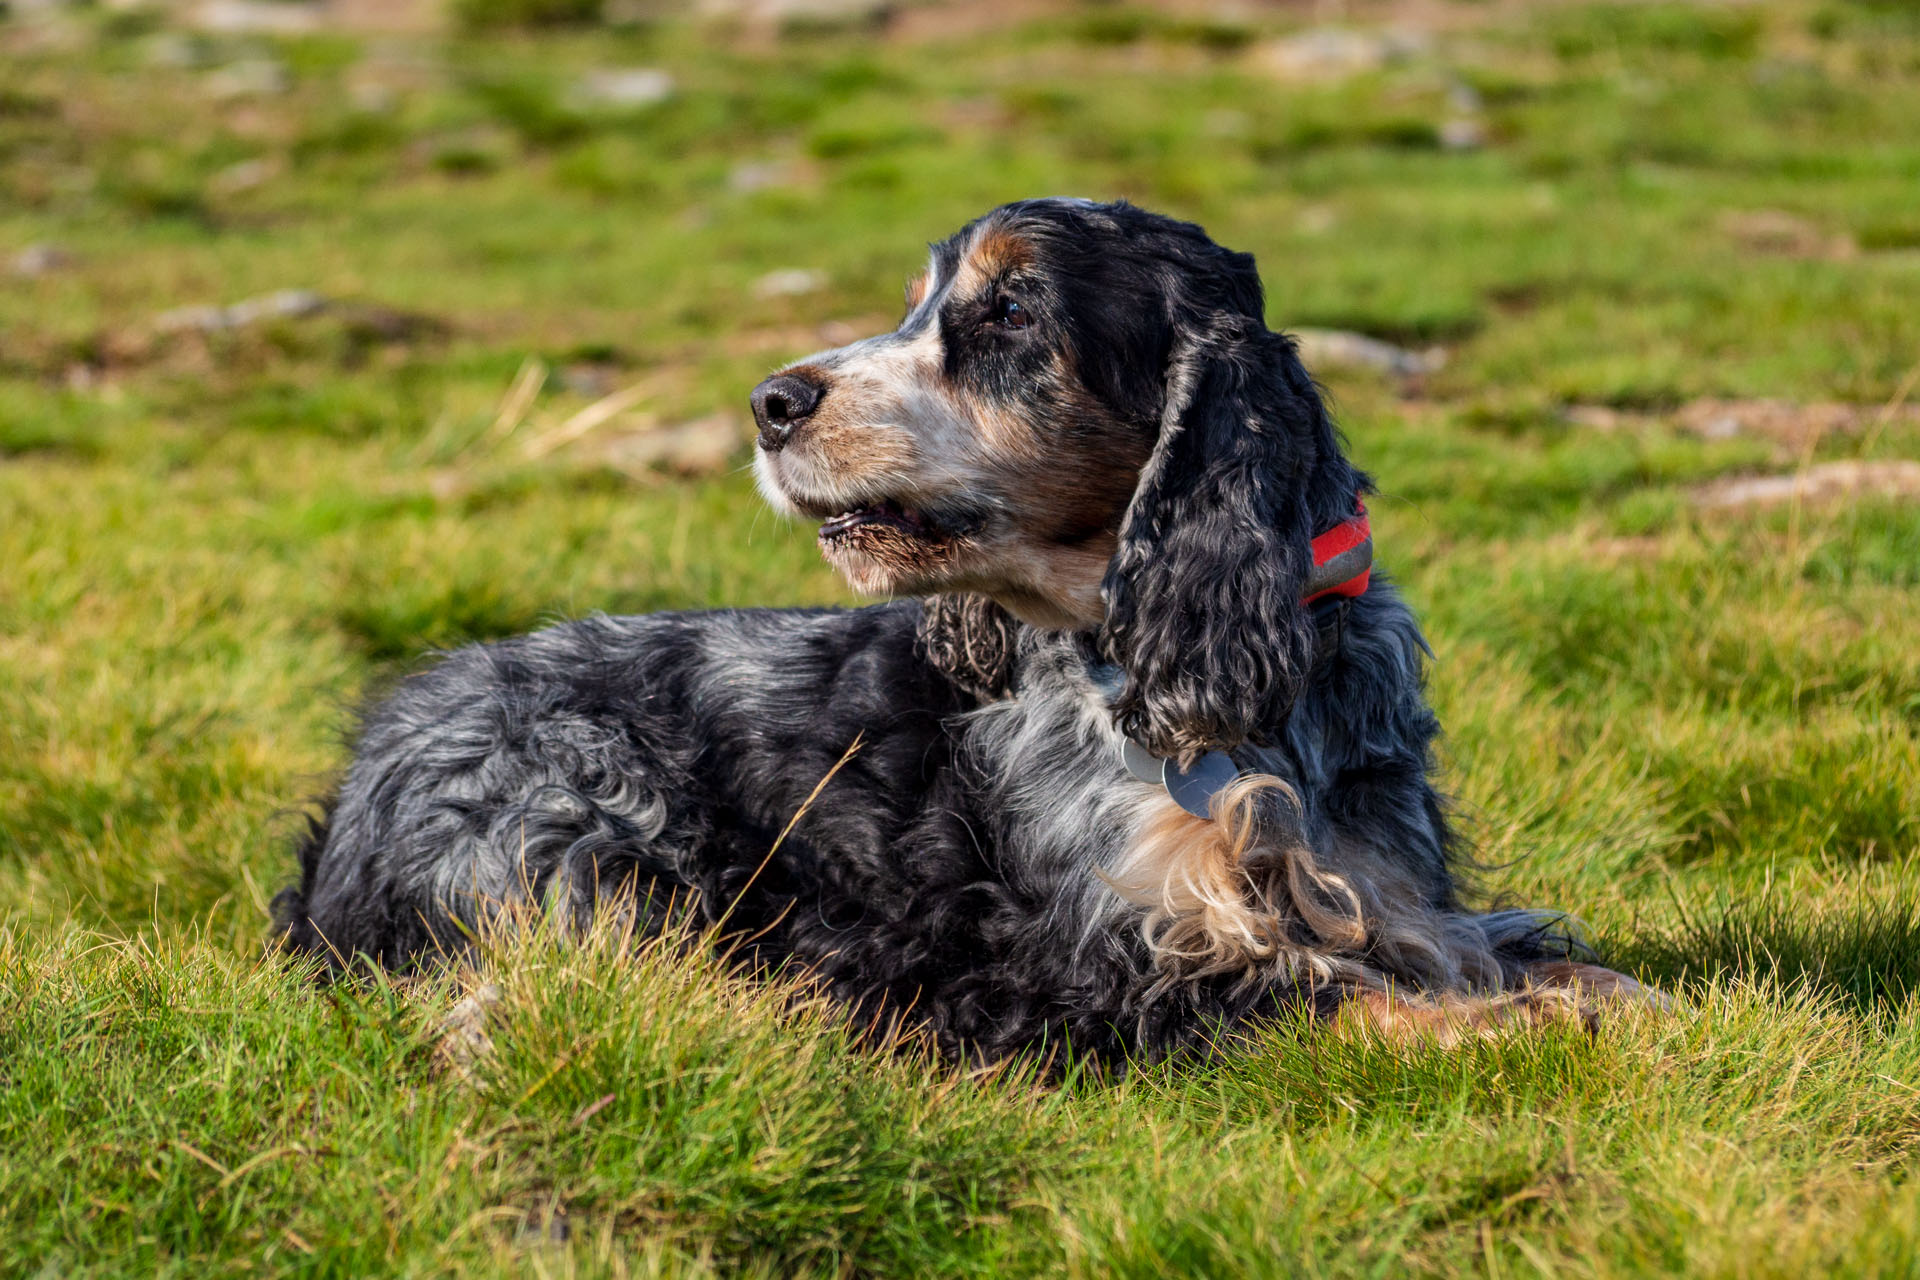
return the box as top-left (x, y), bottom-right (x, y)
top-left (1100, 314), bottom-right (1357, 763)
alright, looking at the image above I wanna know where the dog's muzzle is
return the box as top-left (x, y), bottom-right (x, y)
top-left (750, 372), bottom-right (824, 452)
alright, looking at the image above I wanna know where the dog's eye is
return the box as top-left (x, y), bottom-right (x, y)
top-left (993, 296), bottom-right (1031, 330)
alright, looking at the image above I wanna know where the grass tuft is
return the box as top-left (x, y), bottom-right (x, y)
top-left (1613, 871), bottom-right (1920, 1012)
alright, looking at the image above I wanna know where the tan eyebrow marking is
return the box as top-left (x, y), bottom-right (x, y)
top-left (953, 224), bottom-right (1032, 300)
top-left (967, 227), bottom-right (1029, 282)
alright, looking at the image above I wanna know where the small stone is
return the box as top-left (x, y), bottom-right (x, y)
top-left (1291, 327), bottom-right (1445, 377)
top-left (572, 68), bottom-right (674, 109)
top-left (203, 58), bottom-right (291, 100)
top-left (559, 363), bottom-right (617, 398)
top-left (426, 470), bottom-right (469, 503)
top-left (1675, 398), bottom-right (1915, 451)
top-left (1202, 109), bottom-right (1250, 138)
top-left (1296, 204), bottom-right (1338, 236)
top-left (154, 288), bottom-right (327, 334)
top-left (153, 304), bottom-right (228, 334)
top-left (1693, 412), bottom-right (1743, 440)
top-left (1255, 27), bottom-right (1427, 82)
top-left (1693, 460), bottom-right (1920, 510)
top-left (753, 268), bottom-right (827, 299)
top-left (226, 288), bottom-right (326, 326)
top-left (1560, 405), bottom-right (1635, 431)
top-left (729, 160), bottom-right (791, 194)
top-left (188, 0), bottom-right (322, 34)
top-left (210, 157), bottom-right (276, 194)
top-left (10, 243), bottom-right (73, 278)
top-left (439, 983), bottom-right (501, 1075)
top-left (347, 80), bottom-right (400, 114)
top-left (589, 414), bottom-right (743, 478)
top-left (145, 32), bottom-right (213, 69)
top-left (1439, 117), bottom-right (1485, 151)
top-left (323, 0), bottom-right (443, 32)
top-left (696, 0), bottom-right (892, 22)
top-left (1562, 398), bottom-right (1920, 454)
top-left (603, 0), bottom-right (655, 24)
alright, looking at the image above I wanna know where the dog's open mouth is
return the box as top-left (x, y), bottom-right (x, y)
top-left (818, 499), bottom-right (944, 543)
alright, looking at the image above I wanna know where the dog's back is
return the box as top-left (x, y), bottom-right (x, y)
top-left (281, 604), bottom-right (957, 971)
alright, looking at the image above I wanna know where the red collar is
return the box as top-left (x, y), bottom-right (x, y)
top-left (1303, 501), bottom-right (1372, 604)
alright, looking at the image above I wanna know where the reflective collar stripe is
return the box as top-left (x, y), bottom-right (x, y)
top-left (1303, 501), bottom-right (1372, 604)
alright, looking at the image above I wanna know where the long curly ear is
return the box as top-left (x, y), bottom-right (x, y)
top-left (1101, 314), bottom-right (1361, 762)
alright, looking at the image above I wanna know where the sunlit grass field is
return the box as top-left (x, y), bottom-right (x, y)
top-left (3, 0), bottom-right (1919, 1273)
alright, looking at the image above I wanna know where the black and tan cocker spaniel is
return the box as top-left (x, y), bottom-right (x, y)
top-left (279, 198), bottom-right (1655, 1059)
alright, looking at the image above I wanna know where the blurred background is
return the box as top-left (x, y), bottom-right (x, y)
top-left (2, 0), bottom-right (1917, 955)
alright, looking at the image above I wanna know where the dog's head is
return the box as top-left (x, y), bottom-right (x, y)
top-left (751, 198), bottom-right (1366, 760)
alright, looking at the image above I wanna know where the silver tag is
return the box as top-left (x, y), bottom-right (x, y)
top-left (1120, 736), bottom-right (1242, 818)
top-left (1164, 750), bottom-right (1241, 818)
top-left (1120, 737), bottom-right (1165, 785)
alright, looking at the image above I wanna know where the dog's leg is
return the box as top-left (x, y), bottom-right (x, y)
top-left (1521, 959), bottom-right (1672, 1010)
top-left (1327, 962), bottom-right (1668, 1046)
top-left (1328, 986), bottom-right (1584, 1046)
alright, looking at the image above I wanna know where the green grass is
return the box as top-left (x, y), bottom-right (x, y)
top-left (2, 0), bottom-right (1919, 1273)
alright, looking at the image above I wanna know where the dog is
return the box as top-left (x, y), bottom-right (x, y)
top-left (278, 198), bottom-right (1652, 1060)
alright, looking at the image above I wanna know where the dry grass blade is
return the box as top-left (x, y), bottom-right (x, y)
top-left (471, 356), bottom-right (548, 454)
top-left (522, 382), bottom-right (656, 460)
top-left (711, 733), bottom-right (865, 937)
top-left (175, 1141), bottom-right (232, 1178)
top-left (1856, 359), bottom-right (1920, 461)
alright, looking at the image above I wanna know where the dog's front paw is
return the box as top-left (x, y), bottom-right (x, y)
top-left (1524, 961), bottom-right (1675, 1013)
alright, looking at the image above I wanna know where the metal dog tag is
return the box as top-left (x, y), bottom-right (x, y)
top-left (1122, 736), bottom-right (1242, 818)
top-left (1120, 737), bottom-right (1165, 785)
top-left (1163, 750), bottom-right (1241, 819)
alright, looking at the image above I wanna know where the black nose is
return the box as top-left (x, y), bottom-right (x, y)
top-left (750, 373), bottom-right (823, 452)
